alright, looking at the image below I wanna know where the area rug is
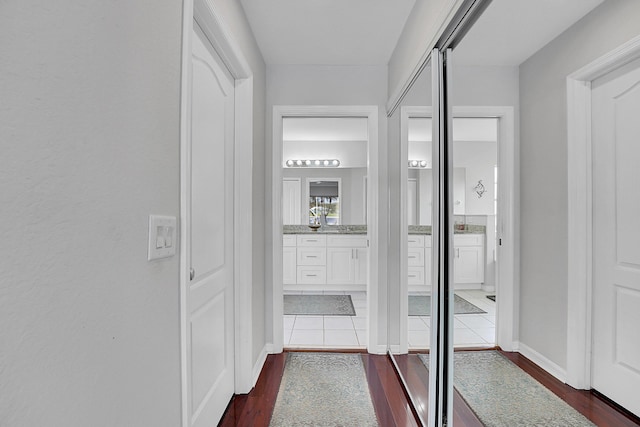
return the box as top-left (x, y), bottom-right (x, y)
top-left (284, 295), bottom-right (356, 316)
top-left (408, 294), bottom-right (486, 316)
top-left (419, 351), bottom-right (595, 427)
top-left (269, 353), bottom-right (379, 426)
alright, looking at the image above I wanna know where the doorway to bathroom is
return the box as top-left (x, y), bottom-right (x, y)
top-left (272, 106), bottom-right (380, 353)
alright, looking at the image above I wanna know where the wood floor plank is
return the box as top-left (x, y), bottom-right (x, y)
top-left (501, 351), bottom-right (640, 427)
top-left (362, 353), bottom-right (420, 427)
top-left (219, 353), bottom-right (286, 427)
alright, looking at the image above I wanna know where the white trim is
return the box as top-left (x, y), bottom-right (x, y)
top-left (386, 0), bottom-right (465, 116)
top-left (398, 106), bottom-right (518, 353)
top-left (251, 344), bottom-right (269, 388)
top-left (515, 341), bottom-right (568, 384)
top-left (566, 34), bottom-right (640, 390)
top-left (271, 106), bottom-right (380, 353)
top-left (179, 2), bottom-right (256, 424)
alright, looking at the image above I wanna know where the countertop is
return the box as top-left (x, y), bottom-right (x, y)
top-left (283, 224), bottom-right (485, 235)
top-left (283, 225), bottom-right (367, 235)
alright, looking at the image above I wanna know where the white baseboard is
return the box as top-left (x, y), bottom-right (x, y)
top-left (265, 343), bottom-right (277, 354)
top-left (514, 341), bottom-right (567, 383)
top-left (251, 344), bottom-right (269, 389)
top-left (389, 345), bottom-right (402, 354)
top-left (368, 344), bottom-right (387, 355)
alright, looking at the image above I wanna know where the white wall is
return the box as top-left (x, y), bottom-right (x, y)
top-left (519, 0), bottom-right (640, 369)
top-left (387, 0), bottom-right (465, 109)
top-left (282, 168), bottom-right (367, 225)
top-left (0, 1), bottom-right (182, 426)
top-left (213, 0), bottom-right (268, 381)
top-left (266, 65), bottom-right (388, 346)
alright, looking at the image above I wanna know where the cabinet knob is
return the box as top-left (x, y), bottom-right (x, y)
top-left (190, 268), bottom-right (195, 281)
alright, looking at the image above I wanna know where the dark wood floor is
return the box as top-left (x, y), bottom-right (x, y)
top-left (219, 350), bottom-right (640, 427)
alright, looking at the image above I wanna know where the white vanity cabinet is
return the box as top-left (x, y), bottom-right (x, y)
top-left (283, 234), bottom-right (368, 290)
top-left (326, 235), bottom-right (368, 286)
top-left (408, 233), bottom-right (484, 290)
top-left (408, 235), bottom-right (432, 291)
top-left (453, 234), bottom-right (485, 284)
top-left (283, 235), bottom-right (297, 285)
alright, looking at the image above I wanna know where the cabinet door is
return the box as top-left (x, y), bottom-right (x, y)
top-left (283, 247), bottom-right (297, 284)
top-left (354, 248), bottom-right (368, 285)
top-left (326, 247), bottom-right (356, 285)
top-left (424, 247), bottom-right (432, 287)
top-left (454, 246), bottom-right (484, 283)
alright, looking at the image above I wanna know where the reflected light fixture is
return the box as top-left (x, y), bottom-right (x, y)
top-left (286, 159), bottom-right (341, 168)
top-left (408, 160), bottom-right (428, 168)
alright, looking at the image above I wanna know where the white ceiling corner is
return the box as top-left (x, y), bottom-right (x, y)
top-left (239, 0), bottom-right (415, 65)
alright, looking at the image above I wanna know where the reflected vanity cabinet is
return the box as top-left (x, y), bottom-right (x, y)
top-left (408, 233), bottom-right (484, 290)
top-left (283, 234), bottom-right (368, 291)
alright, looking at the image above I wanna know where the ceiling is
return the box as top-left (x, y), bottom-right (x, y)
top-left (452, 0), bottom-right (605, 66)
top-left (239, 0), bottom-right (415, 65)
top-left (241, 0), bottom-right (604, 67)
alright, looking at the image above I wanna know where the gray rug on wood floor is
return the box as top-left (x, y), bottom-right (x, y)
top-left (419, 351), bottom-right (595, 427)
top-left (269, 353), bottom-right (379, 426)
top-left (284, 294), bottom-right (356, 316)
top-left (408, 294), bottom-right (486, 316)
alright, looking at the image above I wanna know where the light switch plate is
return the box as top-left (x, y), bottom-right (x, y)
top-left (148, 215), bottom-right (177, 260)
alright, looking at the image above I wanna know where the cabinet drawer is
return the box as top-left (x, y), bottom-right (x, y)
top-left (326, 235), bottom-right (368, 248)
top-left (297, 235), bottom-right (326, 247)
top-left (283, 235), bottom-right (297, 247)
top-left (297, 247), bottom-right (326, 265)
top-left (408, 267), bottom-right (425, 285)
top-left (297, 266), bottom-right (326, 284)
top-left (454, 234), bottom-right (484, 247)
top-left (408, 235), bottom-right (425, 247)
top-left (408, 247), bottom-right (425, 266)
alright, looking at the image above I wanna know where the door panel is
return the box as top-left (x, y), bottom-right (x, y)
top-left (592, 56), bottom-right (640, 417)
top-left (282, 178), bottom-right (301, 225)
top-left (187, 24), bottom-right (235, 427)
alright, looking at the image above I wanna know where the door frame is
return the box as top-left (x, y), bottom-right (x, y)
top-left (566, 35), bottom-right (640, 389)
top-left (271, 105), bottom-right (380, 353)
top-left (179, 1), bottom-right (255, 425)
top-left (399, 105), bottom-right (517, 353)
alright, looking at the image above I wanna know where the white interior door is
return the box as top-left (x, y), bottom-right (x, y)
top-left (186, 24), bottom-right (235, 427)
top-left (282, 178), bottom-right (301, 225)
top-left (592, 56), bottom-right (640, 417)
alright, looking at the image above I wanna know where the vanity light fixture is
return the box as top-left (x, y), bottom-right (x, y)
top-left (286, 159), bottom-right (341, 168)
top-left (408, 160), bottom-right (428, 168)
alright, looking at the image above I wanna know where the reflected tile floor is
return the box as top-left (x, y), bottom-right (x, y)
top-left (284, 291), bottom-right (367, 349)
top-left (408, 289), bottom-right (497, 350)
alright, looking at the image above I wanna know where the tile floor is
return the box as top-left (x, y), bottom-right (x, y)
top-left (407, 289), bottom-right (496, 350)
top-left (283, 289), bottom-right (496, 350)
top-left (283, 290), bottom-right (368, 349)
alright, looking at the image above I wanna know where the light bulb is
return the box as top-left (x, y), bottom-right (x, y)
top-left (411, 160), bottom-right (418, 167)
top-left (296, 160), bottom-right (302, 166)
top-left (305, 160), bottom-right (311, 166)
top-left (324, 160), bottom-right (329, 166)
top-left (286, 160), bottom-right (293, 167)
top-left (420, 160), bottom-right (427, 167)
top-left (332, 160), bottom-right (339, 166)
top-left (314, 160), bottom-right (320, 166)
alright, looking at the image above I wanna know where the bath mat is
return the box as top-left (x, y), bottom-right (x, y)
top-left (269, 353), bottom-right (378, 426)
top-left (419, 351), bottom-right (595, 427)
top-left (408, 294), bottom-right (486, 316)
top-left (284, 295), bottom-right (356, 316)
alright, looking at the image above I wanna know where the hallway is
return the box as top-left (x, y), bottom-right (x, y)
top-left (220, 351), bottom-right (640, 427)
